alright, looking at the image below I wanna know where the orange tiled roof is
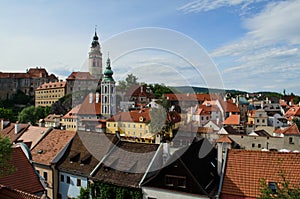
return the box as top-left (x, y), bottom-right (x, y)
top-left (0, 68), bottom-right (51, 79)
top-left (31, 129), bottom-right (76, 165)
top-left (224, 101), bottom-right (240, 113)
top-left (0, 147), bottom-right (45, 195)
top-left (194, 104), bottom-right (220, 115)
top-left (222, 149), bottom-right (300, 198)
top-left (274, 124), bottom-right (300, 135)
top-left (108, 108), bottom-right (151, 123)
top-left (17, 126), bottom-right (50, 150)
top-left (77, 94), bottom-right (101, 115)
top-left (36, 81), bottom-right (66, 90)
top-left (63, 104), bottom-right (81, 119)
top-left (217, 135), bottom-right (232, 143)
top-left (223, 114), bottom-right (240, 125)
top-left (285, 106), bottom-right (300, 117)
top-left (66, 72), bottom-right (96, 80)
top-left (164, 93), bottom-right (213, 102)
top-left (0, 184), bottom-right (43, 199)
top-left (0, 123), bottom-right (30, 143)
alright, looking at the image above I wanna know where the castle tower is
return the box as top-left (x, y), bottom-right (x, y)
top-left (88, 30), bottom-right (103, 80)
top-left (101, 57), bottom-right (116, 117)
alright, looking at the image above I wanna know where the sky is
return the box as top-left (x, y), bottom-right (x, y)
top-left (1, 0), bottom-right (300, 95)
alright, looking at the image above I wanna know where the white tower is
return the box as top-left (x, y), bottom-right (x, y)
top-left (101, 57), bottom-right (116, 117)
top-left (88, 30), bottom-right (103, 80)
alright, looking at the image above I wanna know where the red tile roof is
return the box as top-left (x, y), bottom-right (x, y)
top-left (108, 108), bottom-right (151, 123)
top-left (31, 129), bottom-right (76, 165)
top-left (0, 184), bottom-right (43, 199)
top-left (0, 147), bottom-right (45, 195)
top-left (285, 106), bottom-right (300, 118)
top-left (36, 81), bottom-right (66, 90)
top-left (0, 68), bottom-right (52, 79)
top-left (194, 104), bottom-right (220, 115)
top-left (124, 85), bottom-right (154, 99)
top-left (274, 124), bottom-right (300, 136)
top-left (222, 149), bottom-right (300, 198)
top-left (63, 104), bottom-right (81, 119)
top-left (0, 184), bottom-right (44, 199)
top-left (217, 135), bottom-right (232, 143)
top-left (223, 114), bottom-right (240, 125)
top-left (224, 101), bottom-right (240, 113)
top-left (66, 72), bottom-right (96, 80)
top-left (0, 123), bottom-right (30, 143)
top-left (164, 93), bottom-right (214, 102)
top-left (77, 94), bottom-right (101, 115)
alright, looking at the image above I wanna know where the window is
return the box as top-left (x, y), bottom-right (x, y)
top-left (67, 176), bottom-right (71, 184)
top-left (165, 175), bottom-right (186, 188)
top-left (258, 144), bottom-right (261, 148)
top-left (257, 119), bottom-right (260, 123)
top-left (43, 172), bottom-right (48, 181)
top-left (77, 179), bottom-right (81, 186)
top-left (60, 174), bottom-right (64, 182)
top-left (252, 143), bottom-right (255, 148)
top-left (165, 176), bottom-right (174, 186)
top-left (268, 182), bottom-right (277, 194)
top-left (289, 137), bottom-right (294, 144)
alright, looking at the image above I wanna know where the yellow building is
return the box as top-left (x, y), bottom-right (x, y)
top-left (106, 108), bottom-right (181, 143)
top-left (106, 108), bottom-right (154, 143)
top-left (35, 81), bottom-right (66, 107)
top-left (61, 104), bottom-right (81, 131)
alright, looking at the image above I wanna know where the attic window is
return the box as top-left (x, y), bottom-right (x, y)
top-left (38, 149), bottom-right (43, 154)
top-left (268, 182), bottom-right (278, 194)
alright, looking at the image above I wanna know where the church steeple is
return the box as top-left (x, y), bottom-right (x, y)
top-left (102, 57), bottom-right (114, 83)
top-left (88, 28), bottom-right (103, 80)
top-left (101, 55), bottom-right (116, 117)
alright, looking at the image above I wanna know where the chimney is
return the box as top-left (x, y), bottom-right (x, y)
top-left (89, 93), bottom-right (93, 104)
top-left (140, 86), bottom-right (143, 93)
top-left (162, 143), bottom-right (170, 165)
top-left (96, 92), bottom-right (100, 103)
top-left (0, 119), bottom-right (3, 131)
top-left (15, 122), bottom-right (21, 134)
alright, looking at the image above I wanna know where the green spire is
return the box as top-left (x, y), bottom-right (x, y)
top-left (102, 57), bottom-right (114, 82)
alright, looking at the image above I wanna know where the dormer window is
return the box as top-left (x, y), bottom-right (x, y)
top-left (268, 182), bottom-right (277, 194)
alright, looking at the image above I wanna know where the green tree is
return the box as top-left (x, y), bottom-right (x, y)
top-left (78, 187), bottom-right (90, 199)
top-left (117, 74), bottom-right (139, 90)
top-left (148, 83), bottom-right (173, 98)
top-left (258, 171), bottom-right (300, 199)
top-left (0, 136), bottom-right (14, 178)
top-left (0, 107), bottom-right (15, 121)
top-left (18, 106), bottom-right (49, 125)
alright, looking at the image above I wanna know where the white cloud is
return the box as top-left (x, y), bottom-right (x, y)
top-left (178, 0), bottom-right (268, 14)
top-left (210, 0), bottom-right (300, 94)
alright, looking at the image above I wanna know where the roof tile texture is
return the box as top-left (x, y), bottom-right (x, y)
top-left (222, 149), bottom-right (300, 198)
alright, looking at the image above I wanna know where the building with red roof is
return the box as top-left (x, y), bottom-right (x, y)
top-left (0, 67), bottom-right (58, 100)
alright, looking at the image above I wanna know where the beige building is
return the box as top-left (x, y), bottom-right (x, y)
top-left (0, 67), bottom-right (58, 100)
top-left (31, 129), bottom-right (75, 199)
top-left (61, 104), bottom-right (81, 131)
top-left (35, 81), bottom-right (66, 107)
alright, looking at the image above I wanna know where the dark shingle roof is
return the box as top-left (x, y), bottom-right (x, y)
top-left (58, 131), bottom-right (116, 176)
top-left (92, 141), bottom-right (159, 188)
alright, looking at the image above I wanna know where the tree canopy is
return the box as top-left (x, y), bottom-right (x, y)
top-left (0, 136), bottom-right (14, 178)
top-left (18, 106), bottom-right (50, 125)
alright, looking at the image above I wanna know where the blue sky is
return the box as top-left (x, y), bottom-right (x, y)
top-left (1, 0), bottom-right (300, 95)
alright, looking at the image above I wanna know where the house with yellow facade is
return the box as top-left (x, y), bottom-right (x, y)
top-left (106, 107), bottom-right (181, 143)
top-left (61, 104), bottom-right (81, 131)
top-left (35, 81), bottom-right (66, 107)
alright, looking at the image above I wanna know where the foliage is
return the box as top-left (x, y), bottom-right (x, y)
top-left (292, 118), bottom-right (300, 132)
top-left (0, 107), bottom-right (15, 121)
top-left (90, 181), bottom-right (142, 199)
top-left (148, 83), bottom-right (173, 98)
top-left (78, 187), bottom-right (90, 199)
top-left (49, 94), bottom-right (72, 115)
top-left (258, 171), bottom-right (300, 199)
top-left (18, 106), bottom-right (49, 125)
top-left (0, 136), bottom-right (14, 178)
top-left (117, 74), bottom-right (139, 90)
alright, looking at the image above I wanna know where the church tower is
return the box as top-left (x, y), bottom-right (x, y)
top-left (88, 30), bottom-right (103, 80)
top-left (101, 57), bottom-right (116, 117)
